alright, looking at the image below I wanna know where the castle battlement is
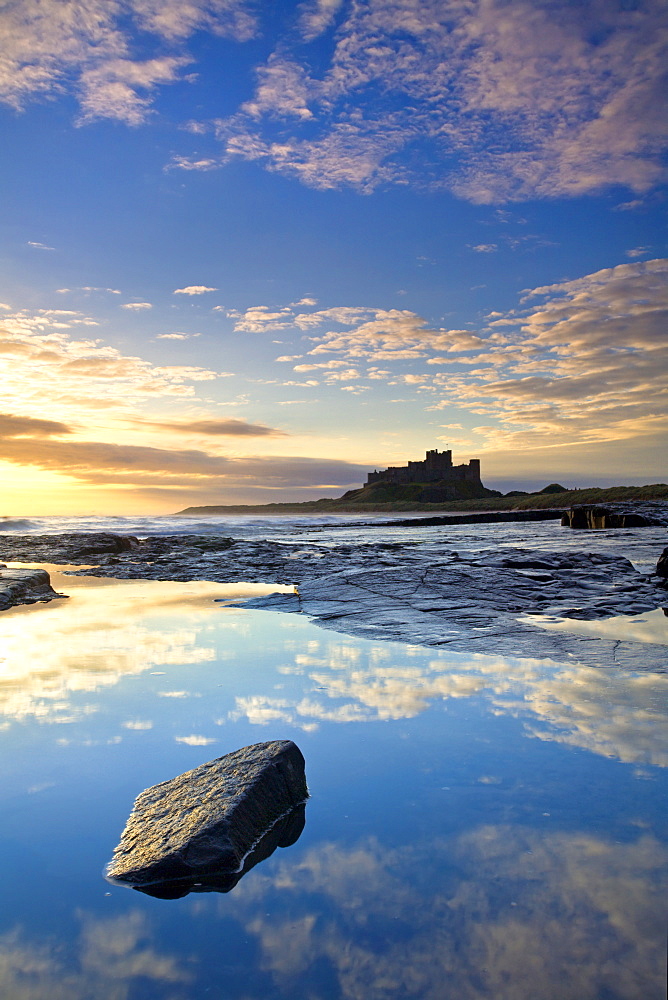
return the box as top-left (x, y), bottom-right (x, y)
top-left (366, 450), bottom-right (481, 486)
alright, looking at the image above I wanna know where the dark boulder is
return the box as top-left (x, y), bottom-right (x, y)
top-left (134, 803), bottom-right (306, 898)
top-left (562, 503), bottom-right (668, 529)
top-left (107, 741), bottom-right (308, 890)
top-left (656, 547), bottom-right (668, 583)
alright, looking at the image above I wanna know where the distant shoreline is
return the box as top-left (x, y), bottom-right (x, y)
top-left (175, 483), bottom-right (668, 516)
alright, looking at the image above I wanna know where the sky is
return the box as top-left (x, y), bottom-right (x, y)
top-left (0, 0), bottom-right (666, 514)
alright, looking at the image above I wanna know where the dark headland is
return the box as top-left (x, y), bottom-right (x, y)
top-left (175, 449), bottom-right (668, 515)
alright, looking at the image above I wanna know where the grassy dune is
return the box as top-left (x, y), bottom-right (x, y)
top-left (177, 483), bottom-right (668, 516)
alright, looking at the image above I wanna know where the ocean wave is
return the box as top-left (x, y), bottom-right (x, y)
top-left (0, 517), bottom-right (37, 531)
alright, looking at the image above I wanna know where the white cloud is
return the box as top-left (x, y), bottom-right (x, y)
top-left (155, 332), bottom-right (202, 339)
top-left (27, 241), bottom-right (55, 250)
top-left (0, 0), bottom-right (256, 124)
top-left (191, 0), bottom-right (668, 200)
top-left (121, 301), bottom-right (153, 310)
top-left (232, 258), bottom-right (668, 455)
top-left (174, 734), bottom-right (217, 745)
top-left (173, 285), bottom-right (219, 294)
top-left (58, 286), bottom-right (122, 294)
top-left (77, 56), bottom-right (189, 125)
top-left (167, 155), bottom-right (219, 170)
top-left (298, 0), bottom-right (343, 42)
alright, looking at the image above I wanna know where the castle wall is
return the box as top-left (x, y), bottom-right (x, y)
top-left (366, 451), bottom-right (481, 486)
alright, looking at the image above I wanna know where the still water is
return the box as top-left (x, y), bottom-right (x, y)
top-left (0, 570), bottom-right (666, 999)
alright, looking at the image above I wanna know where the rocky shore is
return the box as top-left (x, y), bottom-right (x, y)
top-left (0, 564), bottom-right (65, 611)
top-left (0, 524), bottom-right (666, 671)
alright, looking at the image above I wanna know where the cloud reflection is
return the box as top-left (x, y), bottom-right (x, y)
top-left (216, 828), bottom-right (667, 1000)
top-left (231, 639), bottom-right (668, 767)
top-left (0, 911), bottom-right (190, 998)
top-left (0, 573), bottom-right (252, 724)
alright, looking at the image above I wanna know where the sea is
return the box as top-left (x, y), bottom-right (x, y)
top-left (0, 512), bottom-right (666, 999)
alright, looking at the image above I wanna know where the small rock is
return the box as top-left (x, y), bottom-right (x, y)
top-left (107, 741), bottom-right (308, 889)
top-left (656, 546), bottom-right (668, 583)
top-left (0, 565), bottom-right (66, 611)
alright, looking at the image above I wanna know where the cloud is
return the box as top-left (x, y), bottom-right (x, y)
top-left (175, 734), bottom-right (217, 745)
top-left (298, 0), bottom-right (343, 42)
top-left (77, 56), bottom-right (190, 125)
top-left (243, 259), bottom-right (668, 455)
top-left (0, 428), bottom-right (367, 487)
top-left (230, 633), bottom-right (668, 765)
top-left (26, 241), bottom-right (55, 250)
top-left (0, 413), bottom-right (72, 438)
top-left (145, 417), bottom-right (287, 436)
top-left (182, 0), bottom-right (668, 200)
top-left (173, 285), bottom-right (219, 295)
top-left (0, 577), bottom-right (219, 724)
top-left (0, 307), bottom-right (218, 418)
top-left (0, 0), bottom-right (257, 124)
top-left (156, 331), bottom-right (201, 339)
top-left (58, 286), bottom-right (122, 294)
top-left (0, 912), bottom-right (191, 997)
top-left (121, 301), bottom-right (153, 310)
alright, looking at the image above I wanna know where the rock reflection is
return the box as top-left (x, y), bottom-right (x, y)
top-left (135, 803), bottom-right (306, 899)
top-left (213, 827), bottom-right (667, 1000)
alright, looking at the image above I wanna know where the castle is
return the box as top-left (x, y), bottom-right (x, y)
top-left (366, 449), bottom-right (481, 486)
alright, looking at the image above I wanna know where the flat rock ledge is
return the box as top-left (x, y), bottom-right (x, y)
top-left (0, 564), bottom-right (65, 611)
top-left (239, 551), bottom-right (668, 673)
top-left (1, 532), bottom-right (666, 669)
top-left (107, 741), bottom-right (307, 890)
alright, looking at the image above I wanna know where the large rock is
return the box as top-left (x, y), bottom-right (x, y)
top-left (562, 503), bottom-right (668, 529)
top-left (133, 803), bottom-right (306, 899)
top-left (107, 741), bottom-right (308, 890)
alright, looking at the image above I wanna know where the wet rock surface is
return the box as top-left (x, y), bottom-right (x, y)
top-left (562, 502), bottom-right (668, 529)
top-left (134, 804), bottom-right (306, 899)
top-left (107, 740), bottom-right (308, 890)
top-left (0, 564), bottom-right (66, 610)
top-left (1, 531), bottom-right (666, 669)
top-left (657, 546), bottom-right (668, 583)
top-left (239, 549), bottom-right (668, 672)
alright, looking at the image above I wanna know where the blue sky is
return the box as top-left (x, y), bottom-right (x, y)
top-left (1, 0), bottom-right (666, 512)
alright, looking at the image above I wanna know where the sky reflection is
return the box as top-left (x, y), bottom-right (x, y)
top-left (0, 574), bottom-right (665, 767)
top-left (0, 574), bottom-right (666, 998)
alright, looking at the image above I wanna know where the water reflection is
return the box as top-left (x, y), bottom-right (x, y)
top-left (0, 574), bottom-right (665, 998)
top-left (232, 642), bottom-right (668, 767)
top-left (0, 911), bottom-right (192, 998)
top-left (132, 803), bottom-right (306, 899)
top-left (213, 827), bottom-right (667, 1000)
top-left (0, 571), bottom-right (289, 724)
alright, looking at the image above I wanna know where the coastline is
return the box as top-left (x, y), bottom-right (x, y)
top-left (175, 483), bottom-right (668, 515)
top-left (1, 514), bottom-right (666, 671)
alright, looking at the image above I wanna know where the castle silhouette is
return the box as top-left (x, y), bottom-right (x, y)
top-left (366, 449), bottom-right (481, 486)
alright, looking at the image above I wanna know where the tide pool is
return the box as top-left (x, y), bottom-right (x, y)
top-left (0, 571), bottom-right (666, 999)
